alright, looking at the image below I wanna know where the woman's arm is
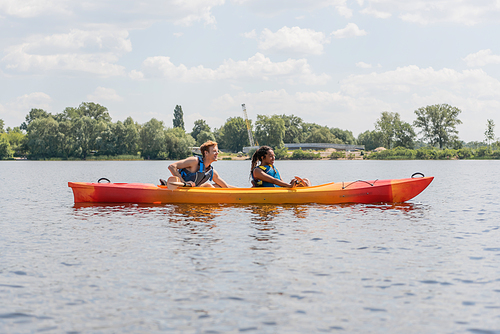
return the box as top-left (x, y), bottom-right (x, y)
top-left (253, 168), bottom-right (295, 188)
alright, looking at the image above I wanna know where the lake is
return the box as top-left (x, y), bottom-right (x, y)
top-left (1, 160), bottom-right (499, 333)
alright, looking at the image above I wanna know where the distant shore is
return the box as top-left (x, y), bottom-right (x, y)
top-left (6, 146), bottom-right (500, 161)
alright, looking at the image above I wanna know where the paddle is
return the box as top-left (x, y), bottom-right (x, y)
top-left (165, 176), bottom-right (193, 190)
top-left (294, 176), bottom-right (311, 187)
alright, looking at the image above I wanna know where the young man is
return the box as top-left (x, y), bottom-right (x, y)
top-left (164, 140), bottom-right (230, 188)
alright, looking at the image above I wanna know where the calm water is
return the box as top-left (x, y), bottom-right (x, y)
top-left (0, 160), bottom-right (499, 334)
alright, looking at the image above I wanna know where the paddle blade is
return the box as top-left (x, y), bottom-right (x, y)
top-left (166, 176), bottom-right (184, 190)
top-left (294, 176), bottom-right (311, 187)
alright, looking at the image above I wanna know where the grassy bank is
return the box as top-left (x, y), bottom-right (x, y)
top-left (365, 147), bottom-right (500, 160)
top-left (10, 147), bottom-right (500, 161)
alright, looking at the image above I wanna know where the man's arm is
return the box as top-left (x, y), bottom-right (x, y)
top-left (212, 170), bottom-right (232, 188)
top-left (168, 157), bottom-right (199, 184)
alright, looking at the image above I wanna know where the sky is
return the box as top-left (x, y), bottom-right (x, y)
top-left (1, 0), bottom-right (500, 143)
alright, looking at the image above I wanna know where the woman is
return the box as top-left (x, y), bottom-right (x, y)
top-left (250, 146), bottom-right (311, 188)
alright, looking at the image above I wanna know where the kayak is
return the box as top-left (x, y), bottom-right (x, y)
top-left (68, 175), bottom-right (433, 205)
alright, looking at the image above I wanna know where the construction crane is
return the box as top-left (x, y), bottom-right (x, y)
top-left (241, 103), bottom-right (256, 147)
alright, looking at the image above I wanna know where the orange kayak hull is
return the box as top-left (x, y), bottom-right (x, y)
top-left (68, 177), bottom-right (433, 205)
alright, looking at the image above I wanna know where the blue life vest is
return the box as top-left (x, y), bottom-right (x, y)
top-left (252, 164), bottom-right (281, 187)
top-left (180, 156), bottom-right (213, 186)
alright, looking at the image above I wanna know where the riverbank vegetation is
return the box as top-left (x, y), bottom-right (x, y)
top-left (1, 102), bottom-right (499, 160)
top-left (365, 145), bottom-right (500, 160)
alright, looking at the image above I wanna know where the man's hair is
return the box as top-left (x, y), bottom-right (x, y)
top-left (200, 140), bottom-right (218, 157)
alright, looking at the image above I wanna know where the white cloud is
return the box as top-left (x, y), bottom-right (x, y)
top-left (128, 70), bottom-right (144, 80)
top-left (28, 28), bottom-right (132, 54)
top-left (87, 87), bottom-right (123, 102)
top-left (161, 0), bottom-right (225, 26)
top-left (336, 5), bottom-right (353, 18)
top-left (359, 0), bottom-right (500, 25)
top-left (331, 23), bottom-right (367, 38)
top-left (356, 62), bottom-right (372, 68)
top-left (0, 92), bottom-right (52, 128)
top-left (254, 26), bottom-right (329, 55)
top-left (242, 29), bottom-right (257, 39)
top-left (0, 0), bottom-right (71, 18)
top-left (1, 28), bottom-right (131, 76)
top-left (230, 0), bottom-right (350, 17)
top-left (0, 0), bottom-right (225, 26)
top-left (14, 92), bottom-right (52, 110)
top-left (2, 47), bottom-right (126, 76)
top-left (140, 52), bottom-right (330, 85)
top-left (341, 65), bottom-right (500, 99)
top-left (208, 65), bottom-right (500, 141)
top-left (338, 65), bottom-right (500, 140)
top-left (208, 89), bottom-right (395, 137)
top-left (360, 7), bottom-right (392, 19)
top-left (463, 49), bottom-right (500, 67)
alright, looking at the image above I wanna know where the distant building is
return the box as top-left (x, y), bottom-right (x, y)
top-left (190, 147), bottom-right (201, 155)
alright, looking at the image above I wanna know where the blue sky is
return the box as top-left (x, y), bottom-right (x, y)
top-left (1, 0), bottom-right (499, 142)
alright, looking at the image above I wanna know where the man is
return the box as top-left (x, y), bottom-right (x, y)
top-left (163, 140), bottom-right (230, 188)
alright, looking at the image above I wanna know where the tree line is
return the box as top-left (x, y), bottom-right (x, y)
top-left (0, 102), bottom-right (497, 160)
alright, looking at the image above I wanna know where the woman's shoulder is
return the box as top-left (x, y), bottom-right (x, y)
top-left (253, 164), bottom-right (269, 172)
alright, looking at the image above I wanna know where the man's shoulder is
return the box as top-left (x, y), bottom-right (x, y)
top-left (175, 156), bottom-right (199, 168)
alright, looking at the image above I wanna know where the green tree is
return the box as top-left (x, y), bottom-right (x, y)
top-left (393, 122), bottom-right (416, 149)
top-left (72, 116), bottom-right (108, 159)
top-left (212, 126), bottom-right (224, 147)
top-left (58, 107), bottom-right (78, 122)
top-left (140, 118), bottom-right (166, 159)
top-left (191, 119), bottom-right (210, 141)
top-left (26, 117), bottom-right (61, 158)
top-left (255, 114), bottom-right (285, 149)
top-left (304, 126), bottom-right (342, 143)
top-left (375, 112), bottom-right (415, 149)
top-left (56, 119), bottom-right (75, 158)
top-left (97, 118), bottom-right (139, 156)
top-left (196, 130), bottom-right (215, 147)
top-left (485, 119), bottom-right (495, 145)
top-left (221, 117), bottom-right (249, 152)
top-left (357, 130), bottom-right (384, 151)
top-left (413, 104), bottom-right (462, 149)
top-left (96, 123), bottom-right (116, 155)
top-left (76, 102), bottom-right (112, 122)
top-left (280, 114), bottom-right (303, 143)
top-left (330, 128), bottom-right (356, 145)
top-left (0, 119), bottom-right (4, 133)
top-left (375, 112), bottom-right (397, 148)
top-left (300, 122), bottom-right (322, 142)
top-left (5, 127), bottom-right (26, 156)
top-left (21, 108), bottom-right (51, 130)
top-left (123, 117), bottom-right (140, 155)
top-left (56, 102), bottom-right (112, 159)
top-left (173, 105), bottom-right (185, 130)
top-left (0, 134), bottom-right (13, 159)
top-left (165, 127), bottom-right (195, 160)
